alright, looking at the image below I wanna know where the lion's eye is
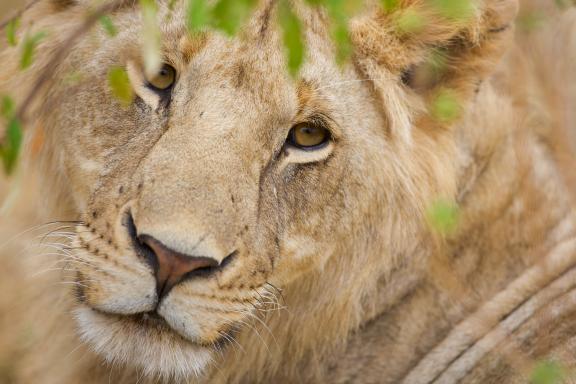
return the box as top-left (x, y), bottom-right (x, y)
top-left (146, 64), bottom-right (176, 91)
top-left (288, 123), bottom-right (330, 149)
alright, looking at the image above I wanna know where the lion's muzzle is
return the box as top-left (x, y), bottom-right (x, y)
top-left (132, 223), bottom-right (237, 299)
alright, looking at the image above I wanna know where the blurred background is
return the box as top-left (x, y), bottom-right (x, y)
top-left (0, 2), bottom-right (15, 18)
top-left (0, 0), bottom-right (18, 20)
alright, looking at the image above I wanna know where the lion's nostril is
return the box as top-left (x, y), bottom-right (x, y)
top-left (137, 234), bottom-right (221, 299)
top-left (220, 251), bottom-right (237, 269)
top-left (125, 211), bottom-right (236, 299)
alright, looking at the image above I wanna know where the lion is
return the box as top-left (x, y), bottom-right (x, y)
top-left (0, 0), bottom-right (575, 383)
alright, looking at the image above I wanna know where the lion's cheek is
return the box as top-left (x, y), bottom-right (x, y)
top-left (272, 234), bottom-right (336, 286)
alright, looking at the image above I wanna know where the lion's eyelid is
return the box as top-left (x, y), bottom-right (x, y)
top-left (126, 60), bottom-right (162, 110)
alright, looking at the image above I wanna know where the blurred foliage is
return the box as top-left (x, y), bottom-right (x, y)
top-left (380, 0), bottom-right (400, 13)
top-left (186, 0), bottom-right (209, 31)
top-left (319, 0), bottom-right (362, 64)
top-left (396, 8), bottom-right (426, 34)
top-left (99, 15), bottom-right (118, 37)
top-left (279, 0), bottom-right (304, 75)
top-left (0, 96), bottom-right (14, 118)
top-left (140, 0), bottom-right (162, 75)
top-left (1, 119), bottom-right (22, 175)
top-left (531, 361), bottom-right (566, 384)
top-left (5, 17), bottom-right (19, 46)
top-left (20, 31), bottom-right (47, 70)
top-left (431, 0), bottom-right (474, 21)
top-left (0, 96), bottom-right (22, 175)
top-left (431, 88), bottom-right (461, 123)
top-left (211, 0), bottom-right (257, 35)
top-left (427, 199), bottom-right (460, 235)
top-left (0, 0), bottom-right (570, 179)
top-left (107, 66), bottom-right (134, 107)
top-left (0, 0), bottom-right (483, 173)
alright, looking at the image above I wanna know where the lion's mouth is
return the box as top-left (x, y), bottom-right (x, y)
top-left (135, 311), bottom-right (169, 327)
top-left (135, 311), bottom-right (230, 347)
top-left (82, 304), bottom-right (233, 350)
top-left (131, 311), bottom-right (176, 333)
top-left (74, 304), bottom-right (219, 378)
top-left (74, 279), bottom-right (231, 349)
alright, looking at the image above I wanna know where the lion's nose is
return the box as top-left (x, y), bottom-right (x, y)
top-left (137, 234), bottom-right (220, 299)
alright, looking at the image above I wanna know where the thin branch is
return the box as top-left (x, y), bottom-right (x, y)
top-left (0, 0), bottom-right (42, 31)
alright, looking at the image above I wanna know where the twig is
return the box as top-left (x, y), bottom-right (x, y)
top-left (0, 0), bottom-right (42, 31)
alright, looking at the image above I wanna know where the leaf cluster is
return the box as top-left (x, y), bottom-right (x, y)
top-left (0, 0), bottom-right (562, 179)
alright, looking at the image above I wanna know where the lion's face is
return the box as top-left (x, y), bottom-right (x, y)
top-left (44, 3), bottom-right (395, 379)
top-left (27, 0), bottom-right (516, 380)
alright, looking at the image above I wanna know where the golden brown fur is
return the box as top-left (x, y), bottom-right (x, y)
top-left (0, 0), bottom-right (575, 383)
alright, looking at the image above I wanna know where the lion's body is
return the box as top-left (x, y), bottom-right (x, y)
top-left (1, 0), bottom-right (576, 383)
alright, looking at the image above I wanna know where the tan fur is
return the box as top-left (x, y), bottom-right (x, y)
top-left (1, 0), bottom-right (575, 383)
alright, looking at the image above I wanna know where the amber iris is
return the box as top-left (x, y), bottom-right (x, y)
top-left (146, 64), bottom-right (176, 90)
top-left (289, 123), bottom-right (330, 149)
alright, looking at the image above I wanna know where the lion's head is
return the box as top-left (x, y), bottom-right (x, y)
top-left (0, 0), bottom-right (519, 381)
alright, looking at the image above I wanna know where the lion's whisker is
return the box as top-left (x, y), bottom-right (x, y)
top-left (264, 282), bottom-right (287, 306)
top-left (219, 329), bottom-right (245, 355)
top-left (0, 221), bottom-right (82, 250)
top-left (230, 310), bottom-right (275, 355)
top-left (58, 281), bottom-right (90, 289)
top-left (312, 78), bottom-right (375, 92)
top-left (39, 233), bottom-right (77, 241)
top-left (245, 310), bottom-right (279, 351)
top-left (219, 319), bottom-right (248, 355)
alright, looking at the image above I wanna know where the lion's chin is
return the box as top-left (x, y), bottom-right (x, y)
top-left (73, 305), bottom-right (214, 381)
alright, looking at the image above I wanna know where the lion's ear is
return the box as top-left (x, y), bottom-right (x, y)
top-left (350, 0), bottom-right (518, 134)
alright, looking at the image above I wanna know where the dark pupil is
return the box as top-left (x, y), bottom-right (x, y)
top-left (302, 126), bottom-right (318, 135)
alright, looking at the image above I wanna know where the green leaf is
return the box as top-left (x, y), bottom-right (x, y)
top-left (428, 48), bottom-right (449, 73)
top-left (331, 20), bottom-right (351, 65)
top-left (1, 96), bottom-right (15, 119)
top-left (0, 118), bottom-right (23, 175)
top-left (326, 0), bottom-right (363, 15)
top-left (531, 361), bottom-right (565, 384)
top-left (427, 199), bottom-right (459, 235)
top-left (304, 0), bottom-right (325, 5)
top-left (430, 0), bottom-right (474, 21)
top-left (186, 0), bottom-right (210, 32)
top-left (20, 31), bottom-right (47, 70)
top-left (211, 0), bottom-right (256, 35)
top-left (395, 8), bottom-right (426, 34)
top-left (380, 0), bottom-right (400, 13)
top-left (107, 66), bottom-right (134, 107)
top-left (139, 0), bottom-right (162, 76)
top-left (431, 88), bottom-right (461, 123)
top-left (320, 0), bottom-right (360, 65)
top-left (6, 17), bottom-right (20, 47)
top-left (99, 15), bottom-right (117, 37)
top-left (278, 0), bottom-right (305, 76)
